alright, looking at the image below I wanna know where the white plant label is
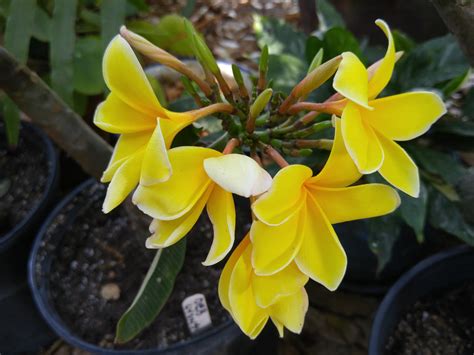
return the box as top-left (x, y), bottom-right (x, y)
top-left (182, 293), bottom-right (212, 334)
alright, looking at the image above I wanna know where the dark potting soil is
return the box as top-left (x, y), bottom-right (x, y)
top-left (40, 182), bottom-right (252, 350)
top-left (0, 123), bottom-right (50, 237)
top-left (385, 281), bottom-right (474, 355)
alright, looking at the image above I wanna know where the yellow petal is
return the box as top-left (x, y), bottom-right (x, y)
top-left (103, 35), bottom-right (166, 117)
top-left (204, 154), bottom-right (272, 198)
top-left (376, 133), bottom-right (420, 197)
top-left (160, 113), bottom-right (197, 149)
top-left (333, 52), bottom-right (371, 109)
top-left (308, 184), bottom-right (400, 224)
top-left (295, 196), bottom-right (346, 290)
top-left (101, 132), bottom-right (150, 183)
top-left (140, 120), bottom-right (172, 186)
top-left (93, 93), bottom-right (156, 134)
top-left (308, 117), bottom-right (361, 188)
top-left (364, 92), bottom-right (446, 141)
top-left (145, 187), bottom-right (211, 249)
top-left (133, 147), bottom-right (220, 219)
top-left (341, 102), bottom-right (384, 174)
top-left (248, 317), bottom-right (269, 340)
top-left (269, 289), bottom-right (308, 335)
top-left (103, 151), bottom-right (143, 213)
top-left (252, 165), bottom-right (311, 226)
top-left (250, 205), bottom-right (306, 276)
top-left (219, 236), bottom-right (250, 312)
top-left (203, 186), bottom-right (236, 265)
top-left (228, 243), bottom-right (269, 338)
top-left (252, 262), bottom-right (308, 308)
top-left (368, 19), bottom-right (395, 99)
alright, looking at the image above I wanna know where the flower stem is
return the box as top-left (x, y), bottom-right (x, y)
top-left (260, 143), bottom-right (289, 168)
top-left (223, 138), bottom-right (241, 154)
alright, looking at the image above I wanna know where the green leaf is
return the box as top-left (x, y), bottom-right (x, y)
top-left (126, 0), bottom-right (148, 12)
top-left (322, 27), bottom-right (362, 61)
top-left (441, 69), bottom-right (469, 97)
top-left (3, 0), bottom-right (36, 146)
top-left (462, 87), bottom-right (474, 119)
top-left (429, 188), bottom-right (474, 245)
top-left (2, 97), bottom-right (20, 148)
top-left (432, 120), bottom-right (474, 137)
top-left (397, 181), bottom-right (428, 242)
top-left (32, 5), bottom-right (51, 42)
top-left (181, 0), bottom-right (196, 18)
top-left (306, 27), bottom-right (362, 63)
top-left (267, 53), bottom-right (306, 92)
top-left (407, 145), bottom-right (466, 186)
top-left (389, 35), bottom-right (469, 94)
top-left (101, 0), bottom-right (126, 50)
top-left (392, 30), bottom-right (415, 53)
top-left (146, 74), bottom-right (167, 107)
top-left (73, 36), bottom-right (104, 95)
top-left (253, 14), bottom-right (306, 57)
top-left (316, 0), bottom-right (345, 31)
top-left (50, 0), bottom-right (77, 106)
top-left (4, 0), bottom-right (36, 63)
top-left (116, 239), bottom-right (186, 343)
top-left (128, 15), bottom-right (195, 57)
top-left (0, 0), bottom-right (10, 19)
top-left (367, 214), bottom-right (402, 273)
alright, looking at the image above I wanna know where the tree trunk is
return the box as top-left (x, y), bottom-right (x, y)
top-left (431, 0), bottom-right (474, 67)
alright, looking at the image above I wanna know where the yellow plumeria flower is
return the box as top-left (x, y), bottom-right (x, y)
top-left (94, 35), bottom-right (231, 213)
top-left (250, 119), bottom-right (400, 290)
top-left (333, 19), bottom-right (446, 197)
top-left (133, 146), bottom-right (272, 265)
top-left (219, 235), bottom-right (309, 339)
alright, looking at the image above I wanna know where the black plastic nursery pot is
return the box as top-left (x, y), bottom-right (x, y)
top-left (0, 121), bottom-right (59, 252)
top-left (0, 121), bottom-right (59, 352)
top-left (29, 179), bottom-right (277, 354)
top-left (334, 220), bottom-right (430, 295)
top-left (369, 245), bottom-right (474, 355)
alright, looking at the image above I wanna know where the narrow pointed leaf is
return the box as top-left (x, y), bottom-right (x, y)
top-left (50, 0), bottom-right (77, 106)
top-left (3, 0), bottom-right (36, 147)
top-left (100, 0), bottom-right (126, 51)
top-left (115, 239), bottom-right (186, 343)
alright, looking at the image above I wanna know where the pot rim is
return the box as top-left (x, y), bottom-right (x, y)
top-left (0, 121), bottom-right (59, 252)
top-left (28, 178), bottom-right (235, 354)
top-left (369, 244), bottom-right (473, 355)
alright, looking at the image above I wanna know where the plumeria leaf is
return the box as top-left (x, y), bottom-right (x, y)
top-left (428, 188), bottom-right (474, 245)
top-left (397, 181), bottom-right (428, 242)
top-left (116, 239), bottom-right (186, 343)
top-left (392, 30), bottom-right (415, 53)
top-left (253, 14), bottom-right (306, 57)
top-left (407, 145), bottom-right (466, 186)
top-left (388, 35), bottom-right (469, 94)
top-left (367, 214), bottom-right (402, 273)
top-left (316, 0), bottom-right (345, 31)
top-left (306, 27), bottom-right (362, 63)
top-left (432, 120), bottom-right (474, 138)
top-left (267, 54), bottom-right (306, 92)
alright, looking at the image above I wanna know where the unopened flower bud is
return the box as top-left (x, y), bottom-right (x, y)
top-left (250, 88), bottom-right (273, 120)
top-left (294, 55), bottom-right (342, 99)
top-left (307, 48), bottom-right (324, 74)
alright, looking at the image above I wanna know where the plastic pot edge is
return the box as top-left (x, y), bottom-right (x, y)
top-left (28, 179), bottom-right (239, 355)
top-left (0, 122), bottom-right (60, 252)
top-left (368, 244), bottom-right (474, 355)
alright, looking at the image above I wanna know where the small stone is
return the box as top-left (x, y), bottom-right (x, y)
top-left (100, 283), bottom-right (120, 301)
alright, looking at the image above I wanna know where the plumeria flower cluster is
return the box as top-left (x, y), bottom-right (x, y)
top-left (94, 19), bottom-right (446, 338)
